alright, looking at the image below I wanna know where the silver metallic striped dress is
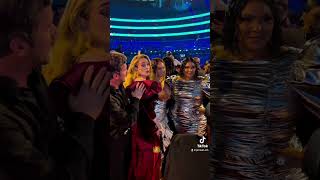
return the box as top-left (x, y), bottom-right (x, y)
top-left (171, 77), bottom-right (207, 136)
top-left (154, 100), bottom-right (173, 153)
top-left (210, 49), bottom-right (314, 180)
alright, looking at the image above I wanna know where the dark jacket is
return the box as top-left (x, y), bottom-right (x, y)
top-left (0, 69), bottom-right (94, 180)
top-left (109, 85), bottom-right (139, 180)
top-left (110, 85), bottom-right (139, 139)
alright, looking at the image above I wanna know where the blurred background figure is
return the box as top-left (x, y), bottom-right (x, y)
top-left (43, 0), bottom-right (110, 179)
top-left (210, 0), bottom-right (320, 179)
top-left (303, 5), bottom-right (320, 40)
top-left (275, 0), bottom-right (306, 48)
top-left (52, 0), bottom-right (66, 26)
top-left (193, 57), bottom-right (205, 77)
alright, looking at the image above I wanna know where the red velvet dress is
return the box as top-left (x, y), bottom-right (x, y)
top-left (48, 61), bottom-right (110, 180)
top-left (126, 80), bottom-right (162, 180)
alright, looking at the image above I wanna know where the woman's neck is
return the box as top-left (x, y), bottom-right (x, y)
top-left (135, 76), bottom-right (146, 81)
top-left (237, 46), bottom-right (271, 60)
top-left (77, 47), bottom-right (109, 63)
top-left (181, 76), bottom-right (194, 81)
top-left (154, 76), bottom-right (162, 83)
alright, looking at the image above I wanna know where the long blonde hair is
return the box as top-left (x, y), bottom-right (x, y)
top-left (150, 58), bottom-right (166, 89)
top-left (42, 0), bottom-right (94, 83)
top-left (124, 53), bottom-right (152, 88)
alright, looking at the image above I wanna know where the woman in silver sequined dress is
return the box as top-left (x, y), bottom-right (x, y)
top-left (171, 57), bottom-right (207, 136)
top-left (151, 58), bottom-right (173, 153)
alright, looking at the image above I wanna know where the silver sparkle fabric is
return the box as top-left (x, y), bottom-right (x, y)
top-left (210, 49), bottom-right (314, 179)
top-left (293, 35), bottom-right (320, 86)
top-left (154, 100), bottom-right (173, 153)
top-left (171, 78), bottom-right (207, 136)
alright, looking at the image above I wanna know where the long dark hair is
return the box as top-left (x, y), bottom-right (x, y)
top-left (180, 57), bottom-right (199, 80)
top-left (223, 0), bottom-right (282, 56)
top-left (163, 56), bottom-right (175, 77)
top-left (152, 58), bottom-right (165, 75)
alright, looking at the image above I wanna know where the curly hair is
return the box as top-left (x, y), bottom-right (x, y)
top-left (110, 51), bottom-right (127, 73)
top-left (223, 0), bottom-right (282, 56)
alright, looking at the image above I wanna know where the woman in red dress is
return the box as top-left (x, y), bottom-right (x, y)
top-left (124, 54), bottom-right (162, 180)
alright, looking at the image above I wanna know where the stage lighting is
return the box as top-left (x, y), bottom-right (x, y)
top-left (111, 20), bottom-right (209, 30)
top-left (110, 29), bottom-right (209, 37)
top-left (110, 12), bottom-right (209, 22)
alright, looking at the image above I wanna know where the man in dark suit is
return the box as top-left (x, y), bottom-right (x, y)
top-left (109, 51), bottom-right (145, 180)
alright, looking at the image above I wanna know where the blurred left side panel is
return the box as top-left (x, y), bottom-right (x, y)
top-left (0, 0), bottom-right (110, 180)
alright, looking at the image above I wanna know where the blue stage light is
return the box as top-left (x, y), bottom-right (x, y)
top-left (110, 12), bottom-right (210, 22)
top-left (111, 20), bottom-right (210, 30)
top-left (110, 29), bottom-right (210, 37)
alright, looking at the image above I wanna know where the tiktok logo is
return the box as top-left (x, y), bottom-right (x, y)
top-left (192, 136), bottom-right (209, 152)
top-left (199, 136), bottom-right (206, 144)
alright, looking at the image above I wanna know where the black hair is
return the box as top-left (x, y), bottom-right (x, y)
top-left (179, 57), bottom-right (199, 80)
top-left (163, 56), bottom-right (174, 76)
top-left (223, 0), bottom-right (282, 56)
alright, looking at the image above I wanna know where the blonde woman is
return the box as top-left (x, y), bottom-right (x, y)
top-left (42, 0), bottom-right (110, 179)
top-left (125, 54), bottom-right (162, 180)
